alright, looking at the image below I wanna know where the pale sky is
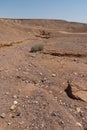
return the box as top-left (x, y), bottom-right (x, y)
top-left (0, 0), bottom-right (87, 23)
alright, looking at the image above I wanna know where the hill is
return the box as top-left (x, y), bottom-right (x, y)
top-left (0, 19), bottom-right (87, 130)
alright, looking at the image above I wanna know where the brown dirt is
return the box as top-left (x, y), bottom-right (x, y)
top-left (0, 19), bottom-right (87, 130)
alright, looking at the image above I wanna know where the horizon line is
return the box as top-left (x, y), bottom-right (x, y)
top-left (0, 17), bottom-right (87, 24)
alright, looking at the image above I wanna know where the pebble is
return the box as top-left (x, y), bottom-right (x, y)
top-left (49, 90), bottom-right (52, 94)
top-left (18, 89), bottom-right (21, 92)
top-left (16, 69), bottom-right (18, 72)
top-left (54, 96), bottom-right (58, 99)
top-left (52, 74), bottom-right (56, 77)
top-left (13, 95), bottom-right (18, 99)
top-left (45, 85), bottom-right (48, 88)
top-left (16, 75), bottom-right (21, 79)
top-left (44, 77), bottom-right (47, 81)
top-left (26, 96), bottom-right (29, 98)
top-left (35, 101), bottom-right (39, 104)
top-left (74, 72), bottom-right (78, 76)
top-left (25, 80), bottom-right (29, 83)
top-left (59, 91), bottom-right (63, 94)
top-left (7, 122), bottom-right (11, 125)
top-left (28, 64), bottom-right (32, 67)
top-left (16, 68), bottom-right (21, 72)
top-left (76, 122), bottom-right (82, 127)
top-left (18, 68), bottom-right (21, 71)
top-left (19, 121), bottom-right (24, 125)
top-left (76, 107), bottom-right (81, 113)
top-left (73, 58), bottom-right (77, 62)
top-left (10, 105), bottom-right (16, 110)
top-left (0, 113), bottom-right (6, 118)
top-left (40, 72), bottom-right (43, 76)
top-left (5, 92), bottom-right (9, 95)
top-left (59, 100), bottom-right (63, 105)
top-left (14, 100), bottom-right (18, 105)
top-left (41, 123), bottom-right (45, 128)
top-left (51, 112), bottom-right (57, 116)
top-left (61, 121), bottom-right (64, 124)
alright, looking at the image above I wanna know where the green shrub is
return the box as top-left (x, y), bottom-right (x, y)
top-left (30, 44), bottom-right (44, 52)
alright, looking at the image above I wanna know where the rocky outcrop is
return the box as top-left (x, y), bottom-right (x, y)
top-left (65, 80), bottom-right (87, 102)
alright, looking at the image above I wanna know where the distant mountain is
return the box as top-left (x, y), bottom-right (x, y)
top-left (0, 19), bottom-right (87, 44)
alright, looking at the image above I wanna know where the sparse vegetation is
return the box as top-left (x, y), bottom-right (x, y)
top-left (30, 44), bottom-right (44, 52)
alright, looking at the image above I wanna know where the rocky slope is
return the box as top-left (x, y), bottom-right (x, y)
top-left (0, 19), bottom-right (87, 130)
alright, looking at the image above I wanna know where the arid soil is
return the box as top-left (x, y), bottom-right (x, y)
top-left (0, 19), bottom-right (87, 130)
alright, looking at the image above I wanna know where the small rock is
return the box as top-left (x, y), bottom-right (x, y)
top-left (0, 113), bottom-right (6, 118)
top-left (41, 78), bottom-right (47, 83)
top-left (76, 107), bottom-right (81, 113)
top-left (19, 121), bottom-right (24, 125)
top-left (18, 68), bottom-right (21, 71)
top-left (10, 105), bottom-right (16, 110)
top-left (44, 77), bottom-right (47, 81)
top-left (51, 112), bottom-right (57, 116)
top-left (28, 64), bottom-right (32, 67)
top-left (7, 122), bottom-right (11, 125)
top-left (61, 121), bottom-right (64, 124)
top-left (16, 69), bottom-right (18, 72)
top-left (23, 104), bottom-right (25, 108)
top-left (16, 112), bottom-right (21, 117)
top-left (35, 101), bottom-right (39, 104)
top-left (16, 75), bottom-right (21, 79)
top-left (16, 68), bottom-right (21, 71)
top-left (82, 117), bottom-right (85, 120)
top-left (76, 122), bottom-right (82, 127)
top-left (5, 92), bottom-right (9, 95)
top-left (54, 97), bottom-right (58, 100)
top-left (41, 123), bottom-right (45, 128)
top-left (13, 95), bottom-right (18, 99)
top-left (73, 58), bottom-right (77, 62)
top-left (45, 85), bottom-right (48, 88)
top-left (49, 90), bottom-right (52, 94)
top-left (40, 72), bottom-right (43, 76)
top-left (59, 91), bottom-right (63, 94)
top-left (52, 74), bottom-right (56, 77)
top-left (26, 96), bottom-right (29, 98)
top-left (80, 111), bottom-right (84, 117)
top-left (13, 100), bottom-right (18, 105)
top-left (25, 80), bottom-right (29, 83)
top-left (9, 113), bottom-right (13, 118)
top-left (74, 72), bottom-right (78, 76)
top-left (59, 100), bottom-right (63, 105)
top-left (18, 89), bottom-right (21, 92)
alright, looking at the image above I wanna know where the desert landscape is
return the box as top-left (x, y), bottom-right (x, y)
top-left (0, 19), bottom-right (87, 130)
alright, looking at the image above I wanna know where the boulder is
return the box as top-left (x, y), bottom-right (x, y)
top-left (65, 80), bottom-right (87, 102)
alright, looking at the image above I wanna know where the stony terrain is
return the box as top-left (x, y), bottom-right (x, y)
top-left (0, 19), bottom-right (87, 130)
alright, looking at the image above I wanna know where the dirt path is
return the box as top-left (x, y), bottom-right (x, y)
top-left (58, 30), bottom-right (87, 34)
